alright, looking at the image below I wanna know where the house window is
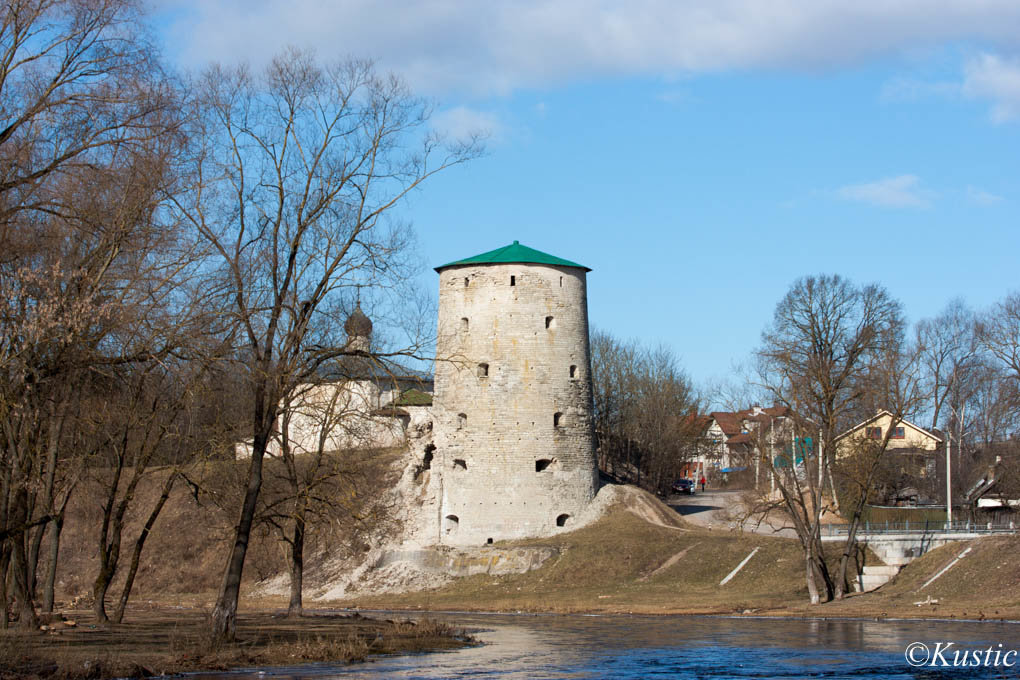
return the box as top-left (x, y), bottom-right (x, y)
top-left (866, 427), bottom-right (882, 440)
top-left (556, 514), bottom-right (571, 527)
top-left (535, 459), bottom-right (553, 472)
top-left (510, 275), bottom-right (516, 286)
top-left (545, 316), bottom-right (555, 329)
top-left (457, 413), bottom-right (467, 429)
top-left (453, 458), bottom-right (467, 470)
top-left (891, 427), bottom-right (905, 439)
top-left (569, 365), bottom-right (577, 379)
top-left (464, 277), bottom-right (469, 287)
top-left (444, 515), bottom-right (459, 533)
top-left (461, 317), bottom-right (469, 331)
top-left (553, 412), bottom-right (564, 428)
top-left (477, 363), bottom-right (489, 378)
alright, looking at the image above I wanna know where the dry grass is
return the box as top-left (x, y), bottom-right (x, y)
top-left (806, 534), bottom-right (1020, 621)
top-left (342, 498), bottom-right (1020, 621)
top-left (0, 610), bottom-right (472, 679)
top-left (347, 505), bottom-right (816, 615)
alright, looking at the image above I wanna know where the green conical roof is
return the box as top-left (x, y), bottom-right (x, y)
top-left (435, 240), bottom-right (590, 272)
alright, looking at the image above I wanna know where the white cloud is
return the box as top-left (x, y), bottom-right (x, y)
top-left (835, 175), bottom-right (932, 208)
top-left (966, 185), bottom-right (1005, 205)
top-left (962, 53), bottom-right (1020, 122)
top-left (156, 1), bottom-right (1020, 96)
top-left (430, 106), bottom-right (504, 143)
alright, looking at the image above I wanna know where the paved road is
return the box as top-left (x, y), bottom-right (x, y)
top-left (666, 488), bottom-right (798, 538)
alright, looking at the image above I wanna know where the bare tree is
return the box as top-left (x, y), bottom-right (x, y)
top-left (263, 373), bottom-right (396, 617)
top-left (978, 291), bottom-right (1020, 389)
top-left (590, 330), bottom-right (702, 493)
top-left (0, 0), bottom-right (171, 233)
top-left (754, 274), bottom-right (903, 604)
top-left (829, 333), bottom-right (924, 597)
top-left (0, 0), bottom-right (182, 628)
top-left (171, 50), bottom-right (480, 640)
top-left (916, 299), bottom-right (979, 431)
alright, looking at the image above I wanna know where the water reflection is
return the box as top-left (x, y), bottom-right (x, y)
top-left (186, 613), bottom-right (1020, 679)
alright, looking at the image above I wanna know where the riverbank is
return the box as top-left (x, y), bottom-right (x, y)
top-left (331, 498), bottom-right (1020, 623)
top-left (0, 610), bottom-right (473, 680)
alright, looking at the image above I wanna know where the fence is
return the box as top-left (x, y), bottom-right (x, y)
top-left (823, 519), bottom-right (1018, 537)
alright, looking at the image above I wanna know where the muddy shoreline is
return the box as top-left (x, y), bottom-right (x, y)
top-left (0, 609), bottom-right (474, 680)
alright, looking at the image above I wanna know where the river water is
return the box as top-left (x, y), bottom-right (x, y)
top-left (189, 613), bottom-right (1020, 679)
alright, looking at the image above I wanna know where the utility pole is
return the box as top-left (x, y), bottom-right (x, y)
top-left (946, 431), bottom-right (952, 529)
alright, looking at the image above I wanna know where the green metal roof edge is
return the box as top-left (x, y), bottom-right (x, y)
top-left (435, 240), bottom-right (591, 272)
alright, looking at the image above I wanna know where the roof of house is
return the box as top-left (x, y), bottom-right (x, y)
top-left (435, 240), bottom-right (591, 272)
top-left (834, 410), bottom-right (943, 443)
top-left (315, 356), bottom-right (433, 385)
top-left (709, 406), bottom-right (791, 438)
top-left (710, 411), bottom-right (745, 437)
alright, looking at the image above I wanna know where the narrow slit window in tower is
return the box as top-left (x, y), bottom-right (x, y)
top-left (535, 459), bottom-right (553, 472)
top-left (553, 412), bottom-right (563, 428)
top-left (457, 413), bottom-right (467, 429)
top-left (453, 458), bottom-right (467, 470)
top-left (556, 514), bottom-right (571, 527)
top-left (569, 365), bottom-right (577, 378)
top-left (464, 277), bottom-right (469, 287)
top-left (559, 276), bottom-right (563, 287)
top-left (510, 275), bottom-right (516, 286)
top-left (545, 316), bottom-right (555, 329)
top-left (461, 317), bottom-right (469, 331)
top-left (477, 363), bottom-right (489, 378)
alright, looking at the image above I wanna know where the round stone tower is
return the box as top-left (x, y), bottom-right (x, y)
top-left (432, 241), bottom-right (598, 546)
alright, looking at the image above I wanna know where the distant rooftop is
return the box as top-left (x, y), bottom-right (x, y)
top-left (435, 240), bottom-right (591, 272)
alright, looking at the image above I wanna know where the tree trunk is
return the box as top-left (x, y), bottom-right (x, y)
top-left (112, 472), bottom-right (176, 623)
top-left (805, 552), bottom-right (820, 604)
top-left (0, 543), bottom-right (10, 629)
top-left (29, 406), bottom-right (63, 604)
top-left (211, 427), bottom-right (270, 641)
top-left (11, 531), bottom-right (38, 629)
top-left (9, 487), bottom-right (39, 629)
top-left (287, 511), bottom-right (305, 617)
top-left (41, 512), bottom-right (64, 613)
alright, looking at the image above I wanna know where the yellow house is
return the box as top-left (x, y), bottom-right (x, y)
top-left (834, 410), bottom-right (942, 456)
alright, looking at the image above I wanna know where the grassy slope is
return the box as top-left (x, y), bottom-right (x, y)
top-left (48, 466), bottom-right (1020, 621)
top-left (344, 492), bottom-right (1020, 621)
top-left (346, 500), bottom-right (814, 614)
top-left (810, 534), bottom-right (1020, 620)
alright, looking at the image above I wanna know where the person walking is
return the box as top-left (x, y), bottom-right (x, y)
top-left (699, 475), bottom-right (706, 492)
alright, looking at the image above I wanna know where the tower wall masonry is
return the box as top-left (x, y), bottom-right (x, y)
top-left (432, 262), bottom-right (598, 546)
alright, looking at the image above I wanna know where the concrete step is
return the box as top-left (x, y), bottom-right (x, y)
top-left (881, 556), bottom-right (915, 567)
top-left (858, 564), bottom-right (903, 592)
top-left (862, 565), bottom-right (901, 576)
top-left (859, 573), bottom-right (895, 591)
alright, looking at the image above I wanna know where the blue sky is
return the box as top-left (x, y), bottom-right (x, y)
top-left (152, 1), bottom-right (1020, 390)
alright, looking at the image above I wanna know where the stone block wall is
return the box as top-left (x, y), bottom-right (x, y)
top-left (432, 262), bottom-right (598, 545)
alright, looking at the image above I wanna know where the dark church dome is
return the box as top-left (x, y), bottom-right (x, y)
top-left (344, 303), bottom-right (372, 338)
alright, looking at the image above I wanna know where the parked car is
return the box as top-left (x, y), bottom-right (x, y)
top-left (672, 478), bottom-right (695, 495)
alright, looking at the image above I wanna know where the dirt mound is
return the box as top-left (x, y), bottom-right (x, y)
top-left (611, 484), bottom-right (689, 530)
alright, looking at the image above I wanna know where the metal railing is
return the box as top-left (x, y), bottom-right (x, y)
top-left (823, 519), bottom-right (1019, 537)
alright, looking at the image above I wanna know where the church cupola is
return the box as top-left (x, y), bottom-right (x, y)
top-left (344, 303), bottom-right (372, 352)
